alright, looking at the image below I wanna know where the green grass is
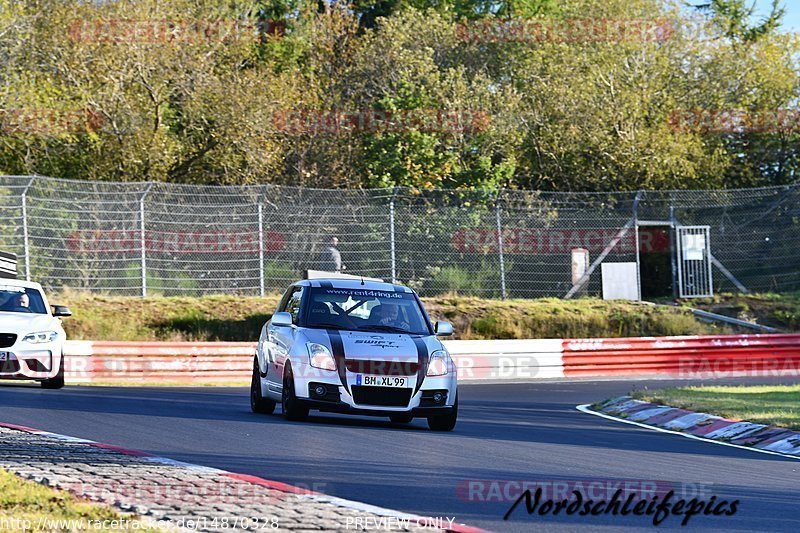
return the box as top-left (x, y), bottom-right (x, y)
top-left (632, 385), bottom-right (800, 430)
top-left (0, 469), bottom-right (160, 531)
top-left (51, 291), bottom-right (739, 342)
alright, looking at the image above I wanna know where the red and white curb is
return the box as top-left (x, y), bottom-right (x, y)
top-left (0, 422), bottom-right (486, 533)
top-left (577, 397), bottom-right (800, 461)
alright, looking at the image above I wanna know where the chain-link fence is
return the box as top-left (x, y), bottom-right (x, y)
top-left (1, 175), bottom-right (798, 298)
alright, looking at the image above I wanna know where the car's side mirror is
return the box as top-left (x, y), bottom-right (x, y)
top-left (52, 305), bottom-right (72, 318)
top-left (434, 320), bottom-right (453, 336)
top-left (271, 311), bottom-right (293, 327)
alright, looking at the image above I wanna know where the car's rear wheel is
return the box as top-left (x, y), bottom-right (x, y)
top-left (390, 414), bottom-right (413, 424)
top-left (250, 356), bottom-right (276, 414)
top-left (282, 363), bottom-right (308, 421)
top-left (427, 394), bottom-right (457, 432)
top-left (40, 356), bottom-right (64, 390)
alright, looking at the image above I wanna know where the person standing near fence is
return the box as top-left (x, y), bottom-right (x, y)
top-left (319, 236), bottom-right (345, 273)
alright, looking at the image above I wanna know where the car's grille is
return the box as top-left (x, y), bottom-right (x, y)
top-left (351, 386), bottom-right (412, 407)
top-left (0, 333), bottom-right (16, 348)
top-left (345, 360), bottom-right (419, 376)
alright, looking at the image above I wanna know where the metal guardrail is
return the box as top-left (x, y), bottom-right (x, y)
top-left (688, 308), bottom-right (779, 333)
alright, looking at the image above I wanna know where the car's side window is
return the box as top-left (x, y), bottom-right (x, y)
top-left (286, 287), bottom-right (305, 324)
top-left (277, 287), bottom-right (295, 313)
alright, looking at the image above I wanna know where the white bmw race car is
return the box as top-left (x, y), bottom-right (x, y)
top-left (0, 279), bottom-right (72, 389)
top-left (251, 276), bottom-right (458, 431)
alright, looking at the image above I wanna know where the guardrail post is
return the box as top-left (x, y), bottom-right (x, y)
top-left (389, 187), bottom-right (398, 284)
top-left (495, 189), bottom-right (507, 300)
top-left (21, 176), bottom-right (35, 281)
top-left (139, 183), bottom-right (153, 297)
top-left (258, 200), bottom-right (265, 296)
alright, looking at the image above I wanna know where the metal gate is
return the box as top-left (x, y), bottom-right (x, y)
top-left (676, 225), bottom-right (713, 298)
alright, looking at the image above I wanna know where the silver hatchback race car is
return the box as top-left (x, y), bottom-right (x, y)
top-left (251, 277), bottom-right (458, 431)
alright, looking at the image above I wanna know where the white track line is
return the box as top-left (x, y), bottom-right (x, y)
top-left (576, 404), bottom-right (800, 461)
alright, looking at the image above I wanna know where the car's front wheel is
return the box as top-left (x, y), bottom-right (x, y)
top-left (40, 356), bottom-right (64, 390)
top-left (427, 394), bottom-right (457, 431)
top-left (250, 356), bottom-right (276, 414)
top-left (281, 363), bottom-right (308, 421)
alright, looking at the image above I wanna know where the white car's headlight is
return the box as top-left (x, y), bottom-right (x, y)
top-left (22, 331), bottom-right (58, 344)
top-left (427, 350), bottom-right (450, 377)
top-left (307, 343), bottom-right (336, 370)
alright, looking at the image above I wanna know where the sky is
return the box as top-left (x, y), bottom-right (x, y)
top-left (758, 0), bottom-right (800, 32)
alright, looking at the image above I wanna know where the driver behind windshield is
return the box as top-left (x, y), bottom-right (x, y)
top-left (4, 293), bottom-right (30, 313)
top-left (377, 303), bottom-right (410, 330)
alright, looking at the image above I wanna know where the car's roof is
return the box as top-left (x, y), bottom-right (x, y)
top-left (295, 278), bottom-right (414, 294)
top-left (0, 278), bottom-right (44, 291)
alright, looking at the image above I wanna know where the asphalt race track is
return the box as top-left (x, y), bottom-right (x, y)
top-left (0, 377), bottom-right (798, 532)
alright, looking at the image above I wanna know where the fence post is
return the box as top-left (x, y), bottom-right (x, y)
top-left (495, 189), bottom-right (507, 300)
top-left (634, 190), bottom-right (642, 301)
top-left (389, 187), bottom-right (398, 284)
top-left (139, 183), bottom-right (153, 297)
top-left (21, 176), bottom-right (35, 281)
top-left (669, 200), bottom-right (678, 300)
top-left (258, 200), bottom-right (265, 296)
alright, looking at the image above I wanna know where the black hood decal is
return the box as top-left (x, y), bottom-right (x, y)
top-left (327, 329), bottom-right (349, 394)
top-left (411, 336), bottom-right (428, 395)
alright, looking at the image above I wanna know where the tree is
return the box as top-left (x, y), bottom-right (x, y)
top-left (692, 0), bottom-right (785, 42)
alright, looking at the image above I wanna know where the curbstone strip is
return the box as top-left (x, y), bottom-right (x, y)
top-left (0, 423), bottom-right (484, 533)
top-left (580, 396), bottom-right (800, 460)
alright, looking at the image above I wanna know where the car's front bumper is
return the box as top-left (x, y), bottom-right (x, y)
top-left (291, 360), bottom-right (457, 414)
top-left (0, 343), bottom-right (61, 380)
top-left (299, 399), bottom-right (455, 418)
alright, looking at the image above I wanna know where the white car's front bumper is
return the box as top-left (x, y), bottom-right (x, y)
top-left (0, 341), bottom-right (62, 380)
top-left (290, 360), bottom-right (457, 416)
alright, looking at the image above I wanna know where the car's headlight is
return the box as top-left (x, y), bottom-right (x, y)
top-left (427, 350), bottom-right (450, 376)
top-left (22, 331), bottom-right (58, 344)
top-left (307, 343), bottom-right (336, 370)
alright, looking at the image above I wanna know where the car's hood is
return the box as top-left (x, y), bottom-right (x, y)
top-left (303, 329), bottom-right (442, 360)
top-left (0, 312), bottom-right (59, 334)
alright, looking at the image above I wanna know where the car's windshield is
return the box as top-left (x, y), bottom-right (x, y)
top-left (305, 287), bottom-right (430, 335)
top-left (0, 286), bottom-right (47, 314)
